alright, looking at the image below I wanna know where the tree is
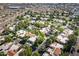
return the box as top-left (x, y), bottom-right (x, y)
top-left (74, 28), bottom-right (79, 36)
top-left (44, 21), bottom-right (50, 27)
top-left (61, 51), bottom-right (69, 56)
top-left (57, 27), bottom-right (64, 33)
top-left (62, 34), bottom-right (77, 54)
top-left (68, 34), bottom-right (77, 45)
top-left (54, 31), bottom-right (59, 36)
top-left (46, 38), bottom-right (52, 46)
top-left (49, 14), bottom-right (54, 19)
top-left (36, 16), bottom-right (41, 20)
top-left (16, 16), bottom-right (24, 20)
top-left (32, 51), bottom-right (40, 56)
top-left (5, 35), bottom-right (13, 43)
top-left (33, 31), bottom-right (45, 47)
top-left (33, 22), bottom-right (45, 28)
top-left (15, 19), bottom-right (30, 30)
top-left (49, 35), bottom-right (56, 43)
top-left (0, 51), bottom-right (7, 56)
top-left (19, 45), bottom-right (32, 56)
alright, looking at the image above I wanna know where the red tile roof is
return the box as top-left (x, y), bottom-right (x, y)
top-left (8, 50), bottom-right (16, 56)
top-left (54, 48), bottom-right (61, 56)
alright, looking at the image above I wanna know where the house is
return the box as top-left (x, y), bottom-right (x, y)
top-left (7, 43), bottom-right (21, 56)
top-left (14, 48), bottom-right (23, 56)
top-left (40, 17), bottom-right (48, 21)
top-left (42, 52), bottom-right (50, 56)
top-left (0, 36), bottom-right (5, 40)
top-left (40, 27), bottom-right (50, 35)
top-left (46, 47), bottom-right (54, 56)
top-left (16, 30), bottom-right (26, 37)
top-left (9, 25), bottom-right (15, 31)
top-left (53, 19), bottom-right (65, 23)
top-left (23, 15), bottom-right (30, 18)
top-left (57, 28), bottom-right (73, 44)
top-left (54, 48), bottom-right (61, 56)
top-left (7, 50), bottom-right (16, 56)
top-left (32, 17), bottom-right (36, 20)
top-left (0, 36), bottom-right (5, 44)
top-left (57, 34), bottom-right (69, 43)
top-left (0, 42), bottom-right (13, 51)
top-left (9, 43), bottom-right (21, 51)
top-left (26, 36), bottom-right (37, 46)
top-left (49, 42), bottom-right (63, 49)
top-left (26, 32), bottom-right (35, 37)
top-left (46, 15), bottom-right (50, 18)
top-left (63, 28), bottom-right (73, 36)
top-left (31, 20), bottom-right (35, 23)
top-left (36, 21), bottom-right (45, 24)
top-left (28, 25), bottom-right (36, 30)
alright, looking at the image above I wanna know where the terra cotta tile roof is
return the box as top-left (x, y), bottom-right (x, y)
top-left (54, 48), bottom-right (61, 56)
top-left (8, 50), bottom-right (16, 56)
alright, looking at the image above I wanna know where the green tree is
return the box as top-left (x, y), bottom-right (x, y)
top-left (62, 34), bottom-right (77, 54)
top-left (0, 51), bottom-right (7, 56)
top-left (36, 16), bottom-right (41, 20)
top-left (68, 34), bottom-right (77, 45)
top-left (49, 35), bottom-right (56, 43)
top-left (19, 45), bottom-right (32, 56)
top-left (49, 14), bottom-right (54, 19)
top-left (16, 16), bottom-right (24, 20)
top-left (5, 35), bottom-right (13, 43)
top-left (33, 31), bottom-right (45, 47)
top-left (32, 51), bottom-right (40, 56)
top-left (74, 28), bottom-right (79, 36)
top-left (46, 38), bottom-right (52, 46)
top-left (57, 26), bottom-right (64, 33)
top-left (15, 19), bottom-right (30, 30)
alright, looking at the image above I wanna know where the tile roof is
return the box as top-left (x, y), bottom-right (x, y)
top-left (7, 50), bottom-right (16, 56)
top-left (54, 48), bottom-right (61, 56)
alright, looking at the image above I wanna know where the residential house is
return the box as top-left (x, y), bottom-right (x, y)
top-left (23, 15), bottom-right (30, 18)
top-left (0, 42), bottom-right (13, 52)
top-left (30, 20), bottom-right (35, 23)
top-left (40, 27), bottom-right (51, 35)
top-left (53, 19), bottom-right (65, 23)
top-left (63, 28), bottom-right (73, 36)
top-left (0, 36), bottom-right (5, 44)
top-left (7, 43), bottom-right (21, 56)
top-left (40, 17), bottom-right (48, 21)
top-left (57, 33), bottom-right (69, 44)
top-left (36, 21), bottom-right (45, 24)
top-left (26, 36), bottom-right (37, 46)
top-left (42, 52), bottom-right (50, 56)
top-left (54, 48), bottom-right (61, 56)
top-left (57, 28), bottom-right (73, 44)
top-left (7, 50), bottom-right (16, 56)
top-left (45, 42), bottom-right (63, 56)
top-left (9, 25), bottom-right (16, 31)
top-left (16, 30), bottom-right (26, 37)
top-left (32, 17), bottom-right (36, 20)
top-left (46, 47), bottom-right (54, 56)
top-left (26, 32), bottom-right (35, 37)
top-left (49, 42), bottom-right (63, 49)
top-left (14, 48), bottom-right (23, 56)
